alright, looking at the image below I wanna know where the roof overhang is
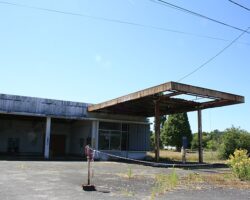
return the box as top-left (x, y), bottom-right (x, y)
top-left (88, 82), bottom-right (245, 117)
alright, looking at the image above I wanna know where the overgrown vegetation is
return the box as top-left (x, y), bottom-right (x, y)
top-left (191, 127), bottom-right (250, 159)
top-left (182, 171), bottom-right (250, 190)
top-left (151, 169), bottom-right (179, 199)
top-left (191, 129), bottom-right (223, 151)
top-left (150, 111), bottom-right (250, 163)
top-left (219, 127), bottom-right (250, 159)
top-left (227, 149), bottom-right (250, 181)
top-left (147, 150), bottom-right (221, 163)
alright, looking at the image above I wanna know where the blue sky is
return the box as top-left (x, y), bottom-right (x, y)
top-left (0, 0), bottom-right (249, 132)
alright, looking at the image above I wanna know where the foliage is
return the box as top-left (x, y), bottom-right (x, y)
top-left (161, 113), bottom-right (192, 151)
top-left (191, 129), bottom-right (223, 151)
top-left (227, 149), bottom-right (250, 181)
top-left (150, 131), bottom-right (163, 150)
top-left (191, 132), bottom-right (209, 150)
top-left (218, 127), bottom-right (250, 159)
top-left (206, 139), bottom-right (220, 151)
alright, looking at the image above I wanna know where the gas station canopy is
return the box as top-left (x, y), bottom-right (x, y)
top-left (88, 81), bottom-right (244, 117)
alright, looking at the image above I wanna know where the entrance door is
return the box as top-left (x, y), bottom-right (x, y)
top-left (51, 135), bottom-right (66, 157)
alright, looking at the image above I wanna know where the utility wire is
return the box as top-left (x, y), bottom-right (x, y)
top-left (177, 27), bottom-right (250, 82)
top-left (0, 1), bottom-right (249, 46)
top-left (228, 0), bottom-right (250, 11)
top-left (149, 0), bottom-right (250, 34)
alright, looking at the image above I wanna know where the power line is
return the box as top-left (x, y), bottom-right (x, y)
top-left (177, 27), bottom-right (250, 82)
top-left (149, 0), bottom-right (250, 34)
top-left (0, 1), bottom-right (249, 46)
top-left (228, 0), bottom-right (250, 11)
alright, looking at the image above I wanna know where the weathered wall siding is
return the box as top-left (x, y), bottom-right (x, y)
top-left (0, 117), bottom-right (44, 154)
top-left (0, 94), bottom-right (88, 118)
top-left (129, 124), bottom-right (150, 151)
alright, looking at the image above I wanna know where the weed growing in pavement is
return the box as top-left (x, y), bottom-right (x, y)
top-left (150, 168), bottom-right (179, 200)
top-left (121, 188), bottom-right (135, 197)
top-left (127, 167), bottom-right (133, 179)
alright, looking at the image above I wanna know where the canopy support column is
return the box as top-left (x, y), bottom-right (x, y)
top-left (198, 109), bottom-right (203, 163)
top-left (154, 99), bottom-right (160, 162)
top-left (44, 117), bottom-right (51, 159)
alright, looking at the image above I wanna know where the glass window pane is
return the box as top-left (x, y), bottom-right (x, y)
top-left (121, 132), bottom-right (128, 151)
top-left (110, 131), bottom-right (120, 135)
top-left (122, 124), bottom-right (128, 132)
top-left (110, 135), bottom-right (121, 150)
top-left (99, 131), bottom-right (109, 150)
top-left (99, 122), bottom-right (121, 131)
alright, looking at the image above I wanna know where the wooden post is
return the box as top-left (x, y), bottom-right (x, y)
top-left (154, 100), bottom-right (160, 162)
top-left (198, 109), bottom-right (203, 163)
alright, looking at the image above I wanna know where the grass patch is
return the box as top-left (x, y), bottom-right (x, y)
top-left (147, 150), bottom-right (224, 163)
top-left (121, 188), bottom-right (135, 197)
top-left (117, 166), bottom-right (135, 179)
top-left (151, 168), bottom-right (179, 199)
top-left (181, 172), bottom-right (250, 190)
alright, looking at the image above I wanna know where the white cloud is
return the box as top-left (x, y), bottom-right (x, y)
top-left (94, 54), bottom-right (112, 70)
top-left (95, 55), bottom-right (102, 63)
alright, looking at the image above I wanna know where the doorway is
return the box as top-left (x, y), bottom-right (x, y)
top-left (51, 135), bottom-right (66, 157)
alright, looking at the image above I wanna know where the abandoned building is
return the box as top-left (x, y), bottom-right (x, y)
top-left (0, 82), bottom-right (244, 162)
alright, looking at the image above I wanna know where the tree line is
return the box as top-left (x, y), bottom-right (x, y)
top-left (151, 113), bottom-right (250, 159)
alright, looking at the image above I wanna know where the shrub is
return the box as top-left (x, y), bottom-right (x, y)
top-left (227, 149), bottom-right (250, 181)
top-left (218, 127), bottom-right (250, 159)
top-left (206, 140), bottom-right (219, 151)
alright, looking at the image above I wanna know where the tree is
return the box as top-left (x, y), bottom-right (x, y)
top-left (161, 113), bottom-right (192, 151)
top-left (150, 131), bottom-right (163, 150)
top-left (191, 129), bottom-right (224, 151)
top-left (219, 126), bottom-right (250, 159)
top-left (191, 132), bottom-right (210, 150)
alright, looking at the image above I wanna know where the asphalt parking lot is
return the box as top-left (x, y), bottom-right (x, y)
top-left (0, 161), bottom-right (249, 200)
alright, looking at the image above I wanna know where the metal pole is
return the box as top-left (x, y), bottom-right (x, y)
top-left (198, 109), bottom-right (203, 163)
top-left (87, 156), bottom-right (90, 185)
top-left (154, 100), bottom-right (160, 162)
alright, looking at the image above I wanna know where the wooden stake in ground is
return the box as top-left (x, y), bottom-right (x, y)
top-left (82, 145), bottom-right (96, 191)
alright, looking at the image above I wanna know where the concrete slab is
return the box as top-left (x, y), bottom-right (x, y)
top-left (0, 161), bottom-right (249, 200)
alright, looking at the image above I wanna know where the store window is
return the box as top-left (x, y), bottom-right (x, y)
top-left (99, 122), bottom-right (129, 151)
